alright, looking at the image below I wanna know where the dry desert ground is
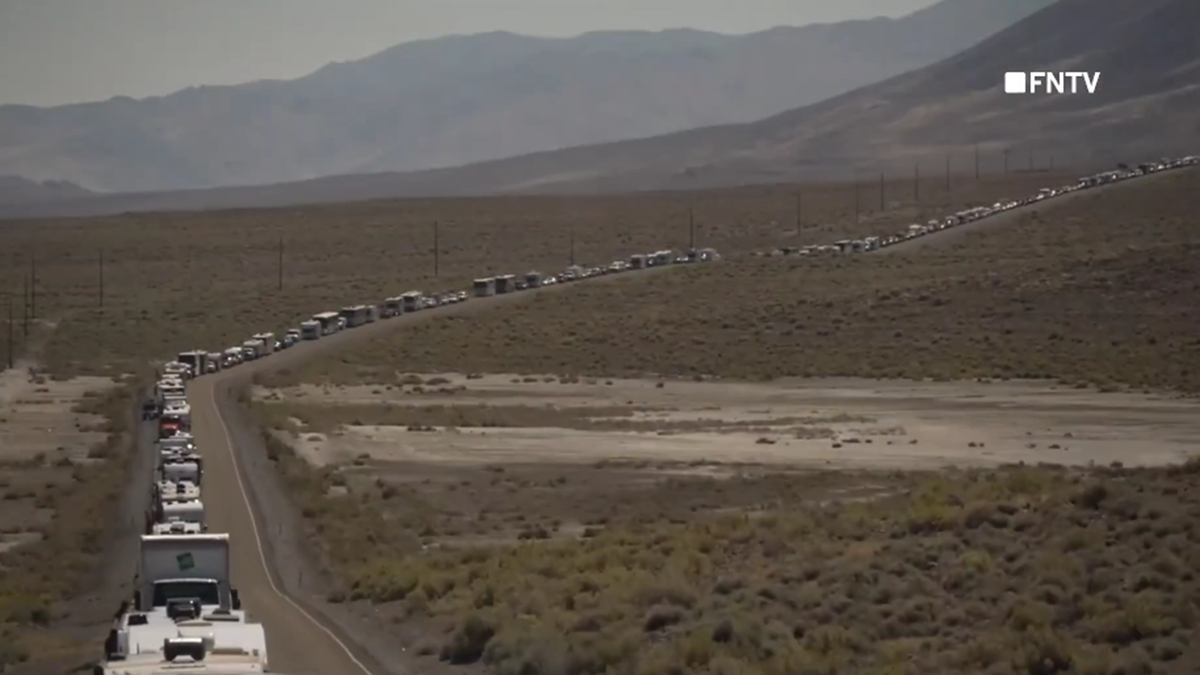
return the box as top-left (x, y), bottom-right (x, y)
top-left (243, 167), bottom-right (1200, 674)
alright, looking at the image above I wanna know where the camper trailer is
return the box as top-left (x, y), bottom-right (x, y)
top-left (473, 278), bottom-right (494, 297)
top-left (339, 306), bottom-right (365, 328)
top-left (493, 275), bottom-right (516, 294)
top-left (401, 292), bottom-right (423, 313)
top-left (313, 312), bottom-right (340, 335)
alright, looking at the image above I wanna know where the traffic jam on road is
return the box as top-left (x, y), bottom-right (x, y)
top-left (760, 156), bottom-right (1196, 257)
top-left (100, 245), bottom-right (724, 674)
top-left (95, 153), bottom-right (1195, 674)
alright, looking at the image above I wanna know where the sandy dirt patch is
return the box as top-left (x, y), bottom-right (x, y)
top-left (0, 364), bottom-right (119, 462)
top-left (259, 374), bottom-right (1200, 470)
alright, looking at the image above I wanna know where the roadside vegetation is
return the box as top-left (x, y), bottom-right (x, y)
top-left (263, 417), bottom-right (1200, 675)
top-left (0, 172), bottom-right (1064, 378)
top-left (0, 381), bottom-right (141, 673)
top-left (275, 169), bottom-right (1200, 393)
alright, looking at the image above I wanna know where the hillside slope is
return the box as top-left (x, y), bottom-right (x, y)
top-left (0, 0), bottom-right (1051, 193)
top-left (4, 0), bottom-right (1193, 219)
top-left (385, 0), bottom-right (1200, 195)
top-left (0, 176), bottom-right (92, 206)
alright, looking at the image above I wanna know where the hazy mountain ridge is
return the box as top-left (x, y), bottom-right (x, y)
top-left (0, 0), bottom-right (1053, 194)
top-left (0, 175), bottom-right (92, 206)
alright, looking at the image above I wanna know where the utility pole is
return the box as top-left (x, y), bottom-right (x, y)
top-left (99, 249), bottom-right (104, 308)
top-left (879, 171), bottom-right (885, 211)
top-left (29, 254), bottom-right (36, 321)
top-left (432, 221), bottom-right (440, 278)
top-left (945, 154), bottom-right (950, 191)
top-left (1028, 147), bottom-right (1033, 171)
top-left (569, 228), bottom-right (575, 266)
top-left (691, 208), bottom-right (698, 249)
top-left (22, 274), bottom-right (28, 336)
top-left (795, 191), bottom-right (802, 236)
top-left (975, 144), bottom-right (980, 179)
top-left (914, 162), bottom-right (919, 202)
top-left (277, 236), bottom-right (283, 291)
top-left (6, 290), bottom-right (13, 369)
top-left (853, 177), bottom-right (860, 223)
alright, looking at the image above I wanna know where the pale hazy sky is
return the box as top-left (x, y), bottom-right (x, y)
top-left (0, 0), bottom-right (939, 107)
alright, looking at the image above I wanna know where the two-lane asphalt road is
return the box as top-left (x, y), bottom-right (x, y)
top-left (189, 373), bottom-right (375, 675)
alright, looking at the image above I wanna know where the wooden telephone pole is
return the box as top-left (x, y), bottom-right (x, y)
top-left (432, 222), bottom-right (440, 277)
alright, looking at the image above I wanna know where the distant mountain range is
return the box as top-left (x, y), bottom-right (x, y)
top-left (0, 0), bottom-right (1053, 195)
top-left (0, 176), bottom-right (92, 206)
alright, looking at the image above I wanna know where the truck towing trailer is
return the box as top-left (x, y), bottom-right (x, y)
top-left (240, 339), bottom-right (263, 361)
top-left (177, 352), bottom-right (207, 377)
top-left (251, 333), bottom-right (275, 356)
top-left (159, 456), bottom-right (203, 484)
top-left (299, 320), bottom-right (321, 340)
top-left (99, 619), bottom-right (268, 675)
top-left (101, 535), bottom-right (265, 672)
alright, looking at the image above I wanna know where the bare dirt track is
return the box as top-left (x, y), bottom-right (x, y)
top-left (257, 375), bottom-right (1200, 471)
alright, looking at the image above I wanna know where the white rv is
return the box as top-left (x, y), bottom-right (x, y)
top-left (401, 292), bottom-right (423, 313)
top-left (300, 320), bottom-right (321, 340)
top-left (473, 278), bottom-right (494, 297)
top-left (176, 352), bottom-right (207, 377)
top-left (151, 520), bottom-right (203, 536)
top-left (240, 340), bottom-right (263, 361)
top-left (313, 311), bottom-right (340, 335)
top-left (100, 535), bottom-right (266, 672)
top-left (339, 305), bottom-right (370, 328)
top-left (251, 333), bottom-right (275, 356)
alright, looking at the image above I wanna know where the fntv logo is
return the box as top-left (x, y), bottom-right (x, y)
top-left (1004, 71), bottom-right (1100, 94)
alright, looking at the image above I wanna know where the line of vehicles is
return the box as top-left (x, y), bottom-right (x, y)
top-left (766, 155), bottom-right (1198, 257)
top-left (157, 246), bottom-right (722, 376)
top-left (97, 244), bottom-right (723, 673)
top-left (99, 365), bottom-right (267, 674)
